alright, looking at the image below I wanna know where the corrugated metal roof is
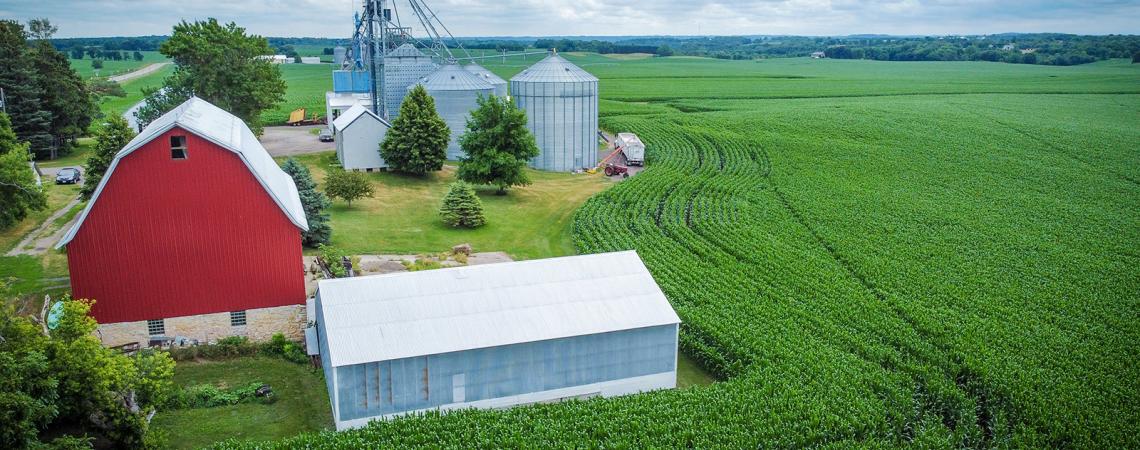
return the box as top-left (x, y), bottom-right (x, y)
top-left (332, 104), bottom-right (390, 132)
top-left (510, 53), bottom-right (598, 83)
top-left (317, 251), bottom-right (680, 367)
top-left (386, 43), bottom-right (429, 59)
top-left (57, 97), bottom-right (308, 248)
top-left (463, 63), bottom-right (508, 87)
top-left (409, 64), bottom-right (495, 92)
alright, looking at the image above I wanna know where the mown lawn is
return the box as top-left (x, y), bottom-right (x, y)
top-left (286, 152), bottom-right (609, 260)
top-left (151, 357), bottom-right (332, 450)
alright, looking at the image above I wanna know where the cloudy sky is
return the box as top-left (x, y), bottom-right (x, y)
top-left (2, 0), bottom-right (1137, 38)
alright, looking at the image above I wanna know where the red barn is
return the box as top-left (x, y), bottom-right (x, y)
top-left (57, 97), bottom-right (309, 346)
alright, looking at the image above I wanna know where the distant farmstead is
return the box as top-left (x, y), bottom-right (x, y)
top-left (811, 51), bottom-right (826, 58)
top-left (57, 97), bottom-right (309, 347)
top-left (312, 251), bottom-right (681, 430)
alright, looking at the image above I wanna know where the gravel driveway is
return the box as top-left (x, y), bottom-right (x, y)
top-left (260, 125), bottom-right (335, 157)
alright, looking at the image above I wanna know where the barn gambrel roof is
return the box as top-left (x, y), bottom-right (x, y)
top-left (57, 97), bottom-right (308, 248)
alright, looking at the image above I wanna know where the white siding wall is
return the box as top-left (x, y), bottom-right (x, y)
top-left (336, 117), bottom-right (388, 170)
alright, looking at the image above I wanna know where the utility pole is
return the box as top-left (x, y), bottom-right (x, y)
top-left (0, 87), bottom-right (6, 114)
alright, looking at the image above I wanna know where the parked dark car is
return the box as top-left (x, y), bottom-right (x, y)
top-left (318, 128), bottom-right (334, 142)
top-left (55, 168), bottom-right (81, 185)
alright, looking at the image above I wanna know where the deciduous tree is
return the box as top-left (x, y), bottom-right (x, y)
top-left (323, 168), bottom-right (374, 207)
top-left (380, 85), bottom-right (449, 175)
top-left (136, 19), bottom-right (286, 134)
top-left (0, 113), bottom-right (46, 230)
top-left (457, 95), bottom-right (539, 195)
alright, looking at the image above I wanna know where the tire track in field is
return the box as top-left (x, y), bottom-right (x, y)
top-left (761, 143), bottom-right (1001, 445)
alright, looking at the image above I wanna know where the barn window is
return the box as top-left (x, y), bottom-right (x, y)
top-left (230, 310), bottom-right (247, 327)
top-left (146, 319), bottom-right (165, 336)
top-left (170, 135), bottom-right (187, 159)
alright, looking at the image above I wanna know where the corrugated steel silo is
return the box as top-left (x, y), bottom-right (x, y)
top-left (510, 53), bottom-right (598, 172)
top-left (463, 63), bottom-right (508, 98)
top-left (408, 64), bottom-right (495, 161)
top-left (383, 44), bottom-right (438, 120)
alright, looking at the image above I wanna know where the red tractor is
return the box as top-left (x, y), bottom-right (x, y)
top-left (604, 163), bottom-right (629, 178)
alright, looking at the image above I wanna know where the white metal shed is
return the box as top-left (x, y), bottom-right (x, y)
top-left (313, 250), bottom-right (681, 430)
top-left (333, 104), bottom-right (391, 171)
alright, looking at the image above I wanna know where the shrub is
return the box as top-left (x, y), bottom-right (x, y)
top-left (439, 182), bottom-right (486, 228)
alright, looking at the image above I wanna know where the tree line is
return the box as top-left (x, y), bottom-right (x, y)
top-left (0, 19), bottom-right (96, 161)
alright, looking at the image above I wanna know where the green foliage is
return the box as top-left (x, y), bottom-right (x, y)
top-left (323, 168), bottom-right (374, 206)
top-left (0, 21), bottom-right (54, 157)
top-left (87, 78), bottom-right (126, 98)
top-left (0, 301), bottom-right (58, 448)
top-left (281, 158), bottom-right (331, 246)
top-left (401, 258), bottom-right (443, 272)
top-left (380, 85), bottom-right (449, 175)
top-left (317, 243), bottom-right (353, 278)
top-left (0, 299), bottom-right (175, 448)
top-left (457, 95), bottom-right (539, 194)
top-left (165, 381), bottom-right (267, 409)
top-left (81, 116), bottom-right (135, 200)
top-left (166, 334), bottom-right (309, 365)
top-left (438, 182), bottom-right (486, 228)
top-left (0, 116), bottom-right (47, 230)
top-left (136, 18), bottom-right (286, 134)
top-left (29, 35), bottom-right (96, 155)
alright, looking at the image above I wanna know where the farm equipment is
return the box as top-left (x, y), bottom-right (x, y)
top-left (287, 108), bottom-right (326, 126)
top-left (604, 163), bottom-right (629, 178)
top-left (588, 145), bottom-right (629, 176)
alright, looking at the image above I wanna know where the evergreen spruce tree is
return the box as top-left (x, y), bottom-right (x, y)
top-left (81, 116), bottom-right (135, 200)
top-left (281, 158), bottom-right (332, 246)
top-left (380, 85), bottom-right (449, 175)
top-left (28, 19), bottom-right (95, 155)
top-left (0, 21), bottom-right (53, 158)
top-left (439, 182), bottom-right (486, 228)
top-left (457, 94), bottom-right (540, 194)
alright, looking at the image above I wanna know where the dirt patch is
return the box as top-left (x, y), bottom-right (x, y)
top-left (260, 125), bottom-right (335, 157)
top-left (302, 252), bottom-right (514, 296)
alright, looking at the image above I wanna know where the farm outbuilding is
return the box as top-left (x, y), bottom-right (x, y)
top-left (313, 251), bottom-right (680, 430)
top-left (463, 62), bottom-right (509, 98)
top-left (333, 104), bottom-right (391, 171)
top-left (510, 52), bottom-right (599, 172)
top-left (409, 64), bottom-right (495, 161)
top-left (57, 97), bottom-right (309, 347)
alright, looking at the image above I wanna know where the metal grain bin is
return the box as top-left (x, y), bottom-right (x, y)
top-left (333, 46), bottom-right (347, 67)
top-left (408, 64), bottom-right (495, 161)
top-left (383, 44), bottom-right (438, 120)
top-left (510, 53), bottom-right (598, 172)
top-left (464, 63), bottom-right (508, 98)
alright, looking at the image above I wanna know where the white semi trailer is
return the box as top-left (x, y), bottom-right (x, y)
top-left (615, 132), bottom-right (645, 166)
